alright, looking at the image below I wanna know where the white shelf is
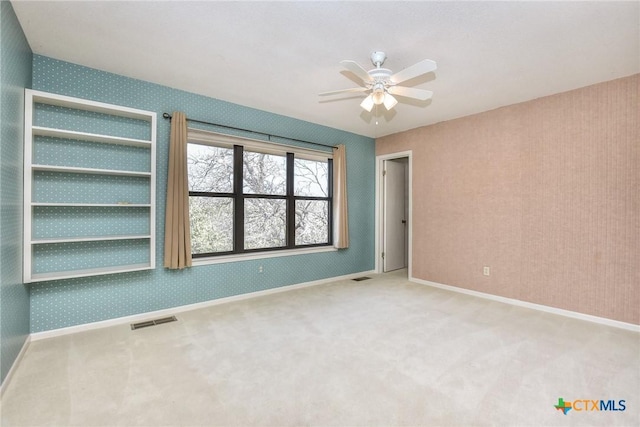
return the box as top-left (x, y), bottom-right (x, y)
top-left (32, 235), bottom-right (152, 244)
top-left (33, 126), bottom-right (152, 148)
top-left (30, 263), bottom-right (153, 283)
top-left (31, 203), bottom-right (151, 207)
top-left (32, 164), bottom-right (151, 177)
top-left (31, 90), bottom-right (154, 121)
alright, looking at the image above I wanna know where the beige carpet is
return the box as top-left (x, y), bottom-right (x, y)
top-left (2, 270), bottom-right (639, 426)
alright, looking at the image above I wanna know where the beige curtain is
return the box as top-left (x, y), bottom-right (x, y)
top-left (333, 144), bottom-right (349, 248)
top-left (164, 112), bottom-right (192, 269)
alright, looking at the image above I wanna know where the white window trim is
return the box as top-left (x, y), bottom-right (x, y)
top-left (192, 245), bottom-right (337, 266)
top-left (188, 128), bottom-right (332, 161)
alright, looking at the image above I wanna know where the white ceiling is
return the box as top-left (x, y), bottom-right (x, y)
top-left (11, 1), bottom-right (640, 138)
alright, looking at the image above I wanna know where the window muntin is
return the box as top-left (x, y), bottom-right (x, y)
top-left (187, 137), bottom-right (332, 258)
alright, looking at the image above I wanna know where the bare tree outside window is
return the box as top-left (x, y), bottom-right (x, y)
top-left (294, 158), bottom-right (328, 197)
top-left (189, 197), bottom-right (233, 253)
top-left (244, 198), bottom-right (286, 249)
top-left (243, 151), bottom-right (286, 195)
top-left (243, 151), bottom-right (287, 249)
top-left (295, 199), bottom-right (328, 245)
top-left (188, 144), bottom-right (234, 254)
top-left (188, 144), bottom-right (233, 193)
top-left (294, 158), bottom-right (329, 245)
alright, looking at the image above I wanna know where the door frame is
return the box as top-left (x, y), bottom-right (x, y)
top-left (375, 151), bottom-right (413, 276)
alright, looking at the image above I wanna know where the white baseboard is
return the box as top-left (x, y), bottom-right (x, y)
top-left (0, 335), bottom-right (31, 398)
top-left (31, 270), bottom-right (375, 341)
top-left (410, 276), bottom-right (640, 333)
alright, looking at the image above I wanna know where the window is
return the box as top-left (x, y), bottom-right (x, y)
top-left (187, 132), bottom-right (332, 258)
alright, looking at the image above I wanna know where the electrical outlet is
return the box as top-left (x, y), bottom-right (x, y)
top-left (483, 266), bottom-right (490, 276)
top-left (258, 265), bottom-right (264, 274)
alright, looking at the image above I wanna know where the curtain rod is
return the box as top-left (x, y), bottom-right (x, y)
top-left (162, 113), bottom-right (337, 150)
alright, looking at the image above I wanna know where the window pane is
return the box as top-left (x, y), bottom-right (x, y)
top-left (295, 200), bottom-right (329, 245)
top-left (294, 158), bottom-right (328, 197)
top-left (244, 198), bottom-right (286, 249)
top-left (188, 144), bottom-right (233, 193)
top-left (189, 197), bottom-right (233, 253)
top-left (243, 151), bottom-right (286, 195)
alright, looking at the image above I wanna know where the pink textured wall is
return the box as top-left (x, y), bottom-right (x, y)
top-left (377, 74), bottom-right (639, 325)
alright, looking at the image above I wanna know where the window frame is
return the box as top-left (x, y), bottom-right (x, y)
top-left (187, 130), bottom-right (333, 259)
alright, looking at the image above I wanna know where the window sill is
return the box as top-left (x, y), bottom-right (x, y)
top-left (191, 245), bottom-right (338, 266)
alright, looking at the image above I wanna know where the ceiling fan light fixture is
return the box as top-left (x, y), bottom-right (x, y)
top-left (383, 93), bottom-right (398, 110)
top-left (372, 83), bottom-right (385, 105)
top-left (360, 94), bottom-right (374, 112)
top-left (372, 91), bottom-right (385, 106)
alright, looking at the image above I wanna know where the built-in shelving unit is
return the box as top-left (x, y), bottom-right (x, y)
top-left (24, 89), bottom-right (156, 283)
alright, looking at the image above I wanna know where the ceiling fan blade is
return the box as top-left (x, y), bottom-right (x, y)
top-left (388, 86), bottom-right (433, 101)
top-left (319, 87), bottom-right (369, 96)
top-left (340, 60), bottom-right (373, 83)
top-left (390, 59), bottom-right (437, 84)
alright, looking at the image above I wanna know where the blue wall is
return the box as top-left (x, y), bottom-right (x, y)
top-left (30, 56), bottom-right (375, 332)
top-left (0, 0), bottom-right (32, 384)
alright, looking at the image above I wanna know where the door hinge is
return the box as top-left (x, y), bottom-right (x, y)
top-left (383, 170), bottom-right (386, 176)
top-left (381, 252), bottom-right (385, 258)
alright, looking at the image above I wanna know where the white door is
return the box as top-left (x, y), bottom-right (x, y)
top-left (383, 159), bottom-right (407, 272)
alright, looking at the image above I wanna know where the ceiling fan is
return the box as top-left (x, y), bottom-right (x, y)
top-left (320, 51), bottom-right (437, 112)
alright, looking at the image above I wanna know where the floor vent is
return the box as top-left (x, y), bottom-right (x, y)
top-left (131, 316), bottom-right (177, 330)
top-left (352, 277), bottom-right (372, 281)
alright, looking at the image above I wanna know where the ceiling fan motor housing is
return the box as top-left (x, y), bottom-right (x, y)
top-left (368, 68), bottom-right (392, 82)
top-left (370, 51), bottom-right (387, 67)
top-left (369, 51), bottom-right (392, 87)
